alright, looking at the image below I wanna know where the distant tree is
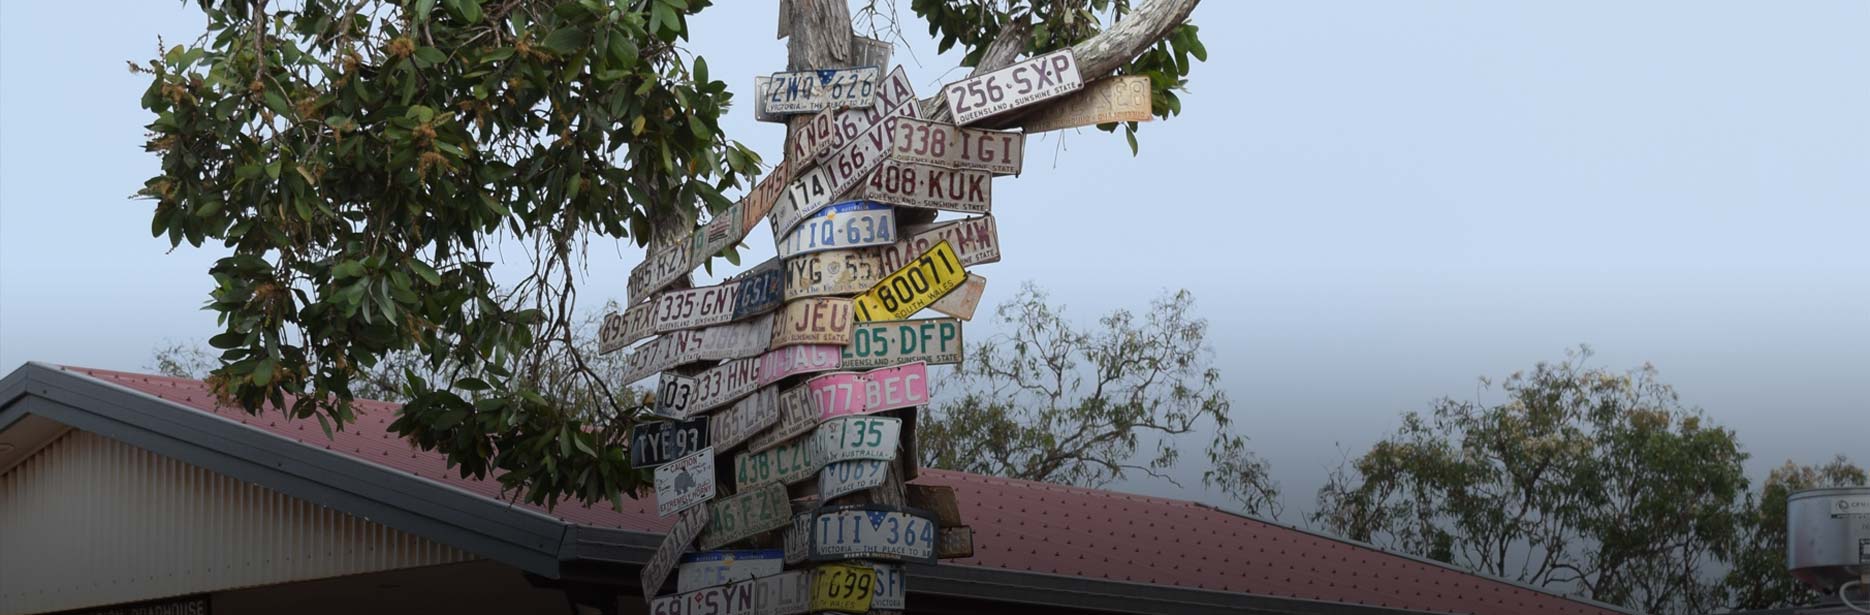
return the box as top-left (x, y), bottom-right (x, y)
top-left (918, 283), bottom-right (1281, 517)
top-left (1312, 347), bottom-right (1751, 615)
top-left (1726, 455), bottom-right (1868, 609)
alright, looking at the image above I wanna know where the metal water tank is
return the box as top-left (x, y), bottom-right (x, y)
top-left (1788, 486), bottom-right (1870, 594)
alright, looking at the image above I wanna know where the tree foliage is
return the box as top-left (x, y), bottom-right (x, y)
top-left (919, 283), bottom-right (1280, 517)
top-left (1312, 347), bottom-right (1752, 614)
top-left (136, 0), bottom-right (761, 507)
top-left (1725, 455), bottom-right (1868, 609)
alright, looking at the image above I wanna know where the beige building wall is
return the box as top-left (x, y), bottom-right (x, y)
top-left (0, 430), bottom-right (476, 614)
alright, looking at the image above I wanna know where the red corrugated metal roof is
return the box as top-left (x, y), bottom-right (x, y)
top-left (64, 365), bottom-right (1623, 615)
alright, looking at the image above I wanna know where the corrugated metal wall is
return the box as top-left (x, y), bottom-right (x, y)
top-left (0, 430), bottom-right (476, 614)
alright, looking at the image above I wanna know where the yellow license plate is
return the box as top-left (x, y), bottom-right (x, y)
top-left (809, 563), bottom-right (876, 612)
top-left (852, 240), bottom-right (966, 322)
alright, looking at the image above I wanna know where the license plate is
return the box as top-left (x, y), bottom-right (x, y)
top-left (814, 416), bottom-right (901, 464)
top-left (860, 362), bottom-right (929, 413)
top-left (943, 48), bottom-right (1084, 125)
top-left (862, 158), bottom-right (992, 214)
top-left (696, 314), bottom-right (773, 362)
top-left (677, 549), bottom-right (785, 594)
top-left (783, 248), bottom-right (887, 300)
top-left (1016, 74), bottom-right (1152, 133)
top-left (745, 383), bottom-right (820, 453)
top-left (927, 273), bottom-right (986, 320)
top-left (688, 202), bottom-right (746, 270)
top-left (689, 357), bottom-right (764, 415)
top-left (752, 76), bottom-right (783, 123)
top-left (652, 373), bottom-right (697, 418)
top-left (809, 505), bottom-right (938, 563)
top-left (650, 575), bottom-right (759, 615)
top-left (631, 415), bottom-right (709, 468)
top-left (819, 459), bottom-right (890, 500)
top-left (809, 563), bottom-right (876, 613)
top-left (653, 280), bottom-right (743, 333)
top-left (877, 216), bottom-right (1000, 271)
top-left (937, 526), bottom-right (974, 559)
top-left (700, 481), bottom-right (792, 550)
top-left (655, 447), bottom-right (717, 517)
top-left (842, 318), bottom-right (963, 369)
top-left (730, 258), bottom-right (787, 319)
top-left (754, 570), bottom-right (811, 615)
top-left (755, 344), bottom-right (843, 388)
top-left (707, 386), bottom-right (778, 453)
top-left (620, 329), bottom-right (706, 385)
top-left (768, 99), bottom-right (914, 236)
top-left (599, 300), bottom-right (659, 354)
top-left (852, 240), bottom-right (967, 322)
top-left (806, 371), bottom-right (865, 422)
top-left (629, 240), bottom-right (693, 305)
top-left (889, 117), bottom-right (1024, 176)
top-left (783, 511), bottom-right (813, 565)
top-left (642, 506), bottom-right (711, 602)
top-left (872, 66), bottom-right (917, 114)
top-left (741, 158), bottom-right (792, 227)
top-left (770, 297), bottom-right (855, 349)
top-left (735, 432), bottom-right (820, 490)
top-left (776, 201), bottom-right (897, 259)
top-left (763, 66), bottom-right (880, 114)
top-left (870, 563), bottom-right (905, 610)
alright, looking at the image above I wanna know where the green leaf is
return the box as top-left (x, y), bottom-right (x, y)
top-left (252, 357), bottom-right (276, 386)
top-left (413, 47), bottom-right (447, 67)
top-left (410, 259), bottom-right (442, 285)
top-left (415, 0), bottom-right (436, 22)
top-left (543, 27), bottom-right (589, 54)
top-left (1125, 127), bottom-right (1139, 155)
top-left (433, 410), bottom-right (467, 430)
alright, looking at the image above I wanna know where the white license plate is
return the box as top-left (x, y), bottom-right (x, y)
top-left (943, 48), bottom-right (1084, 125)
top-left (655, 447), bottom-right (717, 517)
top-left (783, 511), bottom-right (813, 566)
top-left (629, 240), bottom-right (693, 305)
top-left (695, 314), bottom-right (773, 362)
top-left (809, 505), bottom-right (938, 563)
top-left (631, 414), bottom-right (708, 469)
top-left (707, 386), bottom-right (778, 453)
top-left (653, 280), bottom-right (743, 333)
top-left (783, 248), bottom-right (886, 300)
top-left (877, 215), bottom-right (1001, 272)
top-left (745, 383), bottom-right (821, 453)
top-left (676, 549), bottom-right (785, 594)
top-left (699, 481), bottom-right (791, 550)
top-left (770, 297), bottom-right (855, 349)
top-left (753, 570), bottom-right (811, 615)
top-left (599, 300), bottom-right (659, 354)
top-left (889, 117), bottom-right (1024, 176)
top-left (776, 201), bottom-right (896, 259)
top-left (870, 563), bottom-right (905, 610)
top-left (842, 318), bottom-right (963, 369)
top-left (862, 158), bottom-right (992, 214)
top-left (814, 415), bottom-right (901, 464)
top-left (688, 357), bottom-right (763, 416)
top-left (819, 459), bottom-right (890, 500)
top-left (620, 329), bottom-right (706, 385)
top-left (649, 575), bottom-right (759, 615)
top-left (735, 432), bottom-right (819, 490)
top-left (763, 66), bottom-right (881, 114)
top-left (642, 506), bottom-right (710, 602)
top-left (872, 66), bottom-right (917, 114)
top-left (650, 371), bottom-right (695, 418)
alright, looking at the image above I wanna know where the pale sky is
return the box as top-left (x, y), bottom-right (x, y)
top-left (2, 1), bottom-right (1865, 518)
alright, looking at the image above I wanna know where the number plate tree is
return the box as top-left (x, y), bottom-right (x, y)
top-left (134, 0), bottom-right (1207, 611)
